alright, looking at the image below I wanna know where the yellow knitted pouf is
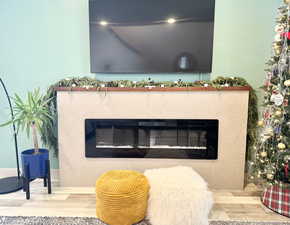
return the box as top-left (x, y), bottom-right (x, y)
top-left (96, 170), bottom-right (149, 225)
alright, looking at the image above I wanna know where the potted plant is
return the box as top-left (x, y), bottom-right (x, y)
top-left (0, 88), bottom-right (53, 198)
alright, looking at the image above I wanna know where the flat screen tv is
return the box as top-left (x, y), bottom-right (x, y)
top-left (89, 0), bottom-right (215, 73)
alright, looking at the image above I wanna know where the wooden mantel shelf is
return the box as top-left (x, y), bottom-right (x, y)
top-left (54, 86), bottom-right (251, 92)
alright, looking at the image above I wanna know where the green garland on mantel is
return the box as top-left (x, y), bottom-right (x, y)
top-left (49, 76), bottom-right (252, 89)
top-left (42, 76), bottom-right (258, 165)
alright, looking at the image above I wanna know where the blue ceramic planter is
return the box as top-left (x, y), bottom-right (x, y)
top-left (21, 149), bottom-right (49, 179)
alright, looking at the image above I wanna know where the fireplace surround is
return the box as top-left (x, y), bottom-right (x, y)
top-left (57, 87), bottom-right (249, 189)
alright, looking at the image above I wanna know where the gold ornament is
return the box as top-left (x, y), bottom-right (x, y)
top-left (278, 143), bottom-right (286, 150)
top-left (284, 79), bottom-right (290, 86)
top-left (260, 151), bottom-right (267, 157)
top-left (257, 120), bottom-right (264, 127)
top-left (274, 119), bottom-right (280, 124)
top-left (267, 174), bottom-right (274, 180)
top-left (274, 46), bottom-right (282, 55)
top-left (264, 128), bottom-right (274, 137)
top-left (275, 110), bottom-right (282, 117)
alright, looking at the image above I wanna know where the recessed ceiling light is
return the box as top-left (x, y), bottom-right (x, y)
top-left (167, 18), bottom-right (176, 24)
top-left (99, 20), bottom-right (108, 26)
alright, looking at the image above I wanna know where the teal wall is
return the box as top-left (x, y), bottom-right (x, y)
top-left (0, 0), bottom-right (281, 168)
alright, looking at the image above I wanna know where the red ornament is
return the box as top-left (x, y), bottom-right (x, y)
top-left (282, 32), bottom-right (290, 40)
top-left (285, 163), bottom-right (289, 178)
top-left (265, 80), bottom-right (271, 87)
top-left (284, 98), bottom-right (289, 106)
top-left (263, 111), bottom-right (271, 119)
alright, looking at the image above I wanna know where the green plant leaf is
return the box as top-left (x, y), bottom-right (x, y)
top-left (0, 120), bottom-right (14, 127)
top-left (0, 88), bottom-right (55, 151)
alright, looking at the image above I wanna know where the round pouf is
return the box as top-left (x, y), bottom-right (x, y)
top-left (96, 170), bottom-right (149, 225)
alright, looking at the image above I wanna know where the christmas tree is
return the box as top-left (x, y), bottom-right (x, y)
top-left (250, 0), bottom-right (290, 185)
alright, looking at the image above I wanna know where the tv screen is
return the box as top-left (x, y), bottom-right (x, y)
top-left (89, 0), bottom-right (215, 73)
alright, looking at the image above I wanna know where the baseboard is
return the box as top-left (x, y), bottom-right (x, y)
top-left (0, 168), bottom-right (59, 181)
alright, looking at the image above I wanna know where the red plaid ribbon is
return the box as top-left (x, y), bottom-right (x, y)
top-left (262, 183), bottom-right (290, 218)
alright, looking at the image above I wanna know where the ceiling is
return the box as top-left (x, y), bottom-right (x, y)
top-left (89, 0), bottom-right (215, 24)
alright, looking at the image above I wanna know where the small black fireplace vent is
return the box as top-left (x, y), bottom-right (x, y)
top-left (85, 119), bottom-right (218, 159)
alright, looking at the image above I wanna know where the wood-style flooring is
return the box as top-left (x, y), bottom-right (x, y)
top-left (0, 179), bottom-right (289, 222)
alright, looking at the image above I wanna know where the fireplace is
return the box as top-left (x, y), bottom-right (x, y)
top-left (57, 89), bottom-right (249, 189)
top-left (85, 119), bottom-right (218, 159)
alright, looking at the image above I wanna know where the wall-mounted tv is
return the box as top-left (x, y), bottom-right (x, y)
top-left (89, 0), bottom-right (215, 73)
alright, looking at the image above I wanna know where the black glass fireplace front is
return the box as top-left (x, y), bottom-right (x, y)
top-left (85, 119), bottom-right (218, 159)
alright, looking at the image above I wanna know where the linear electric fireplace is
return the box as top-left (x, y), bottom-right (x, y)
top-left (85, 119), bottom-right (218, 159)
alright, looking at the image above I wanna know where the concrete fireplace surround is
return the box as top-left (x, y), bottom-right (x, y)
top-left (56, 87), bottom-right (250, 189)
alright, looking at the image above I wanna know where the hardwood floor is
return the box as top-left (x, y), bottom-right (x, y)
top-left (0, 179), bottom-right (289, 222)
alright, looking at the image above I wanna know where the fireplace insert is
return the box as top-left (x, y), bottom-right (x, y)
top-left (85, 119), bottom-right (218, 159)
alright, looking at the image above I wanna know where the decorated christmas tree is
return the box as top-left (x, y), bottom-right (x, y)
top-left (250, 1), bottom-right (290, 185)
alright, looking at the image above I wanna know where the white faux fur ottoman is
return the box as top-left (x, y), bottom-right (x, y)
top-left (144, 166), bottom-right (213, 225)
